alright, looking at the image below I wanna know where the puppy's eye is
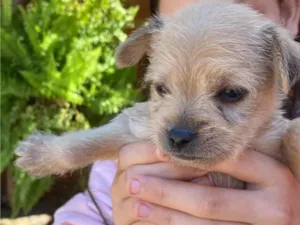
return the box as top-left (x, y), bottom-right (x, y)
top-left (155, 84), bottom-right (169, 96)
top-left (217, 88), bottom-right (247, 103)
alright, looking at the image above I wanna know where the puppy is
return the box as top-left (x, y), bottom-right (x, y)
top-left (15, 1), bottom-right (300, 189)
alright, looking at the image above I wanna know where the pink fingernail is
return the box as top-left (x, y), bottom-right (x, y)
top-left (138, 203), bottom-right (152, 218)
top-left (130, 179), bottom-right (140, 194)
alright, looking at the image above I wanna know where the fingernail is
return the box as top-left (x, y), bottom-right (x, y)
top-left (130, 179), bottom-right (141, 194)
top-left (138, 203), bottom-right (152, 218)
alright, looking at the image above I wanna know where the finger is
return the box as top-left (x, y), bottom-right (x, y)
top-left (116, 198), bottom-right (248, 225)
top-left (131, 223), bottom-right (154, 225)
top-left (118, 142), bottom-right (160, 171)
top-left (130, 176), bottom-right (261, 224)
top-left (112, 198), bottom-right (139, 225)
top-left (136, 202), bottom-right (248, 225)
top-left (210, 149), bottom-right (289, 186)
top-left (111, 162), bottom-right (208, 201)
top-left (124, 163), bottom-right (207, 180)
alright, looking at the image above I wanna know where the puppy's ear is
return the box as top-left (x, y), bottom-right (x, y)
top-left (115, 16), bottom-right (163, 68)
top-left (264, 25), bottom-right (300, 94)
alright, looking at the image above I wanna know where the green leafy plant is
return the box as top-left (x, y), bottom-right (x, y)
top-left (1, 0), bottom-right (140, 216)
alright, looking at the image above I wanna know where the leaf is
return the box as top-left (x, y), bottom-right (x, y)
top-left (1, 0), bottom-right (12, 27)
top-left (18, 6), bottom-right (41, 54)
top-left (1, 0), bottom-right (140, 216)
top-left (11, 168), bottom-right (53, 217)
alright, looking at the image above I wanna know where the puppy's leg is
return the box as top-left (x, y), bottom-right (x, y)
top-left (15, 102), bottom-right (150, 177)
top-left (283, 118), bottom-right (300, 181)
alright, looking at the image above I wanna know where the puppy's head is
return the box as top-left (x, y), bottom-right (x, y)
top-left (116, 2), bottom-right (300, 166)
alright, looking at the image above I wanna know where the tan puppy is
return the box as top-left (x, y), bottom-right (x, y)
top-left (15, 1), bottom-right (300, 189)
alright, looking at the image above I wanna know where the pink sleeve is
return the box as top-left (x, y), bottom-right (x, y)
top-left (52, 160), bottom-right (117, 225)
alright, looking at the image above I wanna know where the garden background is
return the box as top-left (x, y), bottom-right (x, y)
top-left (1, 0), bottom-right (158, 224)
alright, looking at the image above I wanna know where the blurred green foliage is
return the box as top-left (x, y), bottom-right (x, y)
top-left (1, 0), bottom-right (141, 216)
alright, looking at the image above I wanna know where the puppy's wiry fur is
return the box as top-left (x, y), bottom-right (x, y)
top-left (15, 2), bottom-right (300, 188)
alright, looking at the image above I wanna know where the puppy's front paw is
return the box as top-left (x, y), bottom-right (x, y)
top-left (15, 132), bottom-right (62, 177)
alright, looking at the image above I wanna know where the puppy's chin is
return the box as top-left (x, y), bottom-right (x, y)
top-left (157, 141), bottom-right (232, 169)
top-left (165, 153), bottom-right (222, 170)
top-left (156, 132), bottom-right (231, 165)
top-left (171, 152), bottom-right (228, 168)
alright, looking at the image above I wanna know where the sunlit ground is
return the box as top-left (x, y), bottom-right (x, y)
top-left (0, 214), bottom-right (51, 225)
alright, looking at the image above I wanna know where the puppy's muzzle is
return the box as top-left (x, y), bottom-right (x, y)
top-left (168, 127), bottom-right (196, 149)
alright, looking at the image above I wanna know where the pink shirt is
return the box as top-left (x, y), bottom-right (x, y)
top-left (52, 160), bottom-right (117, 225)
top-left (52, 160), bottom-right (211, 225)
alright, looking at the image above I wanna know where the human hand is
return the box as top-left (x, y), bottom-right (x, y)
top-left (111, 143), bottom-right (219, 225)
top-left (111, 143), bottom-right (300, 225)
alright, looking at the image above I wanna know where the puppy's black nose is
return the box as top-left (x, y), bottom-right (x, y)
top-left (168, 128), bottom-right (196, 147)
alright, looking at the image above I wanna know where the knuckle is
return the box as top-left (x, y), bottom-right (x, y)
top-left (277, 204), bottom-right (293, 225)
top-left (122, 167), bottom-right (140, 194)
top-left (123, 170), bottom-right (134, 195)
top-left (268, 201), bottom-right (293, 225)
top-left (157, 183), bottom-right (166, 202)
top-left (284, 173), bottom-right (298, 190)
top-left (110, 173), bottom-right (124, 197)
top-left (281, 167), bottom-right (292, 179)
top-left (113, 198), bottom-right (139, 225)
top-left (140, 178), bottom-right (167, 202)
top-left (131, 223), bottom-right (153, 225)
top-left (118, 145), bottom-right (130, 163)
top-left (163, 212), bottom-right (173, 225)
top-left (111, 201), bottom-right (122, 224)
top-left (127, 165), bottom-right (140, 176)
top-left (118, 144), bottom-right (140, 170)
top-left (110, 178), bottom-right (118, 196)
top-left (131, 198), bottom-right (140, 214)
top-left (111, 167), bottom-right (139, 198)
top-left (276, 165), bottom-right (294, 183)
top-left (124, 166), bottom-right (138, 182)
top-left (123, 168), bottom-right (133, 182)
top-left (201, 195), bottom-right (222, 216)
